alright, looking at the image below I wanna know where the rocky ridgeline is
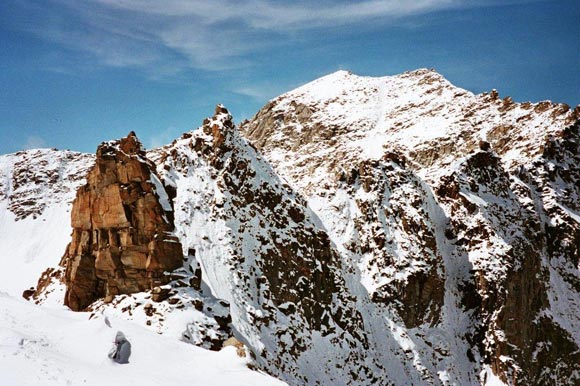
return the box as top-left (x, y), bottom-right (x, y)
top-left (53, 133), bottom-right (184, 311)
top-left (150, 106), bottom-right (380, 384)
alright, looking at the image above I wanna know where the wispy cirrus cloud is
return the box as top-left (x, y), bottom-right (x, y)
top-left (3, 0), bottom-right (538, 76)
top-left (93, 0), bottom-right (457, 30)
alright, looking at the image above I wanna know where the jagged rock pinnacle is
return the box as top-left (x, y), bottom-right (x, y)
top-left (215, 104), bottom-right (229, 116)
top-left (56, 132), bottom-right (183, 311)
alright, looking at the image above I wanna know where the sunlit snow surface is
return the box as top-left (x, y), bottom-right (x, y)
top-left (0, 202), bottom-right (70, 296)
top-left (0, 293), bottom-right (284, 386)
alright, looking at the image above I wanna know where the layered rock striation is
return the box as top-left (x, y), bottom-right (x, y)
top-left (60, 132), bottom-right (183, 311)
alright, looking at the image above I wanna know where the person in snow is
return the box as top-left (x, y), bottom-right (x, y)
top-left (108, 331), bottom-right (131, 364)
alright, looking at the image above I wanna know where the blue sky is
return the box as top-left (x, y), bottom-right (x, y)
top-left (0, 0), bottom-right (579, 154)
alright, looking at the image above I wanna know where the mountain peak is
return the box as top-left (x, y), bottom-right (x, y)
top-left (243, 67), bottom-right (576, 197)
top-left (119, 131), bottom-right (144, 155)
top-left (290, 68), bottom-right (449, 97)
top-left (214, 103), bottom-right (230, 117)
top-left (402, 67), bottom-right (441, 76)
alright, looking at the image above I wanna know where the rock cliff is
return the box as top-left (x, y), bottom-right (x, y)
top-left (58, 132), bottom-right (183, 311)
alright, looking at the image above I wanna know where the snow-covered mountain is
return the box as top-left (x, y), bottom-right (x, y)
top-left (0, 292), bottom-right (284, 386)
top-left (1, 69), bottom-right (579, 386)
top-left (242, 69), bottom-right (580, 385)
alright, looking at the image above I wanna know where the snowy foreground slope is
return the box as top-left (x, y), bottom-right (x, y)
top-left (0, 293), bottom-right (284, 386)
top-left (1, 69), bottom-right (579, 386)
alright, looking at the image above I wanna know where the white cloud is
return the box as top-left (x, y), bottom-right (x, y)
top-left (6, 0), bottom-right (537, 75)
top-left (92, 0), bottom-right (456, 29)
top-left (22, 135), bottom-right (47, 150)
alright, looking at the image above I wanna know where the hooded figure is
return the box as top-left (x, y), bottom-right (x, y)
top-left (108, 331), bottom-right (131, 364)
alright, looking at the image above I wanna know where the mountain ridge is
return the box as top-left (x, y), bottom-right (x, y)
top-left (0, 69), bottom-right (579, 386)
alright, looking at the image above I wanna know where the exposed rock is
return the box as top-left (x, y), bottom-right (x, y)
top-left (54, 132), bottom-right (183, 311)
top-left (0, 149), bottom-right (93, 220)
top-left (349, 158), bottom-right (445, 328)
top-left (151, 286), bottom-right (172, 302)
top-left (223, 337), bottom-right (247, 357)
top-left (438, 135), bottom-right (580, 384)
top-left (22, 287), bottom-right (35, 300)
top-left (478, 140), bottom-right (491, 151)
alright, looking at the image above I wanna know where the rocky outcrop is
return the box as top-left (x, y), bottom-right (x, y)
top-left (58, 132), bottom-right (183, 311)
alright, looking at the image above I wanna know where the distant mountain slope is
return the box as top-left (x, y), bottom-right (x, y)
top-left (0, 149), bottom-right (93, 295)
top-left (243, 69), bottom-right (577, 194)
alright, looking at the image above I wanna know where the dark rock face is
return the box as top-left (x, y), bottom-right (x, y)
top-left (58, 132), bottom-right (183, 311)
top-left (348, 157), bottom-right (445, 329)
top-left (434, 127), bottom-right (580, 385)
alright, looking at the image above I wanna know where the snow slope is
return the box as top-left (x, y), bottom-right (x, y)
top-left (0, 202), bottom-right (71, 295)
top-left (0, 292), bottom-right (284, 386)
top-left (0, 149), bottom-right (93, 296)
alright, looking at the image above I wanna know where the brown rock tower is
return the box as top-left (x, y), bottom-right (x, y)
top-left (61, 132), bottom-right (183, 311)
